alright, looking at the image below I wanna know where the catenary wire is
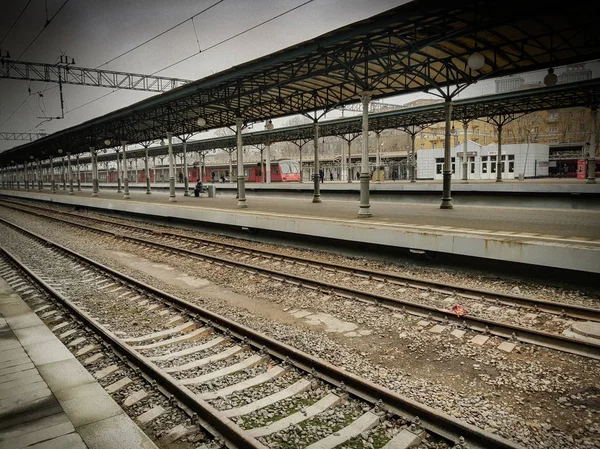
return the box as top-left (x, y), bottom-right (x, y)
top-left (67, 0), bottom-right (315, 116)
top-left (17, 0), bottom-right (71, 61)
top-left (0, 0), bottom-right (34, 47)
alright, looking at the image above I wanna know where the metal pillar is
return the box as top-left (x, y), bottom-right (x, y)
top-left (410, 133), bottom-right (416, 182)
top-left (588, 108), bottom-right (597, 184)
top-left (312, 123), bottom-right (321, 203)
top-left (496, 124), bottom-right (503, 182)
top-left (76, 154), bottom-right (81, 191)
top-left (145, 146), bottom-right (151, 194)
top-left (37, 160), bottom-right (42, 190)
top-left (61, 158), bottom-right (66, 190)
top-left (122, 142), bottom-right (130, 199)
top-left (462, 124), bottom-right (468, 182)
top-left (183, 141), bottom-right (189, 196)
top-left (358, 91), bottom-right (372, 217)
top-left (347, 140), bottom-right (353, 183)
top-left (236, 118), bottom-right (247, 208)
top-left (67, 152), bottom-right (74, 194)
top-left (440, 100), bottom-right (453, 209)
top-left (91, 147), bottom-right (99, 197)
top-left (24, 163), bottom-right (29, 190)
top-left (51, 158), bottom-right (56, 193)
top-left (167, 132), bottom-right (176, 202)
top-left (116, 149), bottom-right (122, 193)
top-left (266, 141), bottom-right (271, 183)
top-left (375, 131), bottom-right (381, 183)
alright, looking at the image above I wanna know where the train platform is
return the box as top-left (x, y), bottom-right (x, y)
top-left (1, 180), bottom-right (599, 275)
top-left (0, 277), bottom-right (158, 449)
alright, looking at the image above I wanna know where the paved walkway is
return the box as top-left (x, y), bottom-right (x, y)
top-left (0, 277), bottom-right (157, 449)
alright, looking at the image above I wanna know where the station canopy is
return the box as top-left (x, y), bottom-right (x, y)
top-left (2, 0), bottom-right (600, 166)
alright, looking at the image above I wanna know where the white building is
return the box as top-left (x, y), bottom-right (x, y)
top-left (416, 141), bottom-right (549, 180)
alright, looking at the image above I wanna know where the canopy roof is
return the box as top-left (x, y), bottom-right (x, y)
top-left (2, 0), bottom-right (599, 166)
top-left (46, 78), bottom-right (600, 167)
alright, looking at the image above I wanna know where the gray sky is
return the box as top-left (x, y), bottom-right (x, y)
top-left (1, 0), bottom-right (598, 153)
top-left (0, 0), bottom-right (411, 151)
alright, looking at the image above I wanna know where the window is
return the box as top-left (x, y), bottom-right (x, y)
top-left (548, 112), bottom-right (559, 120)
top-left (432, 142), bottom-right (436, 149)
top-left (549, 127), bottom-right (557, 133)
top-left (481, 156), bottom-right (488, 173)
top-left (508, 155), bottom-right (514, 173)
top-left (490, 156), bottom-right (497, 173)
top-left (451, 157), bottom-right (455, 174)
top-left (435, 158), bottom-right (444, 174)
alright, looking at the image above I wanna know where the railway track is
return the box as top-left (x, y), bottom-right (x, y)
top-left (0, 218), bottom-right (523, 449)
top-left (1, 199), bottom-right (600, 361)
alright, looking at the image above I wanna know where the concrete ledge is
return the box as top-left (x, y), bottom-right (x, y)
top-left (2, 190), bottom-right (599, 274)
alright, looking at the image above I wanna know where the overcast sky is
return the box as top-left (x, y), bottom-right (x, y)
top-left (0, 0), bottom-right (413, 152)
top-left (1, 0), bottom-right (598, 153)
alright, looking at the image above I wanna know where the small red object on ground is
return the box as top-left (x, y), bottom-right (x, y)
top-left (451, 304), bottom-right (467, 317)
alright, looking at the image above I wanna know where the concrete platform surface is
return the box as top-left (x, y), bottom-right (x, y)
top-left (0, 277), bottom-right (158, 449)
top-left (1, 186), bottom-right (599, 274)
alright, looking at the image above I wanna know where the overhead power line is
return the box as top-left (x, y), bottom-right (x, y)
top-left (17, 0), bottom-right (71, 60)
top-left (0, 0), bottom-right (34, 47)
top-left (99, 0), bottom-right (225, 68)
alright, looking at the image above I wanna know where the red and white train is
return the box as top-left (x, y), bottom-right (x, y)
top-left (189, 159), bottom-right (301, 183)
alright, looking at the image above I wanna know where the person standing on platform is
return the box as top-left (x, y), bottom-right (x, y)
top-left (319, 169), bottom-right (324, 183)
top-left (330, 171), bottom-right (333, 181)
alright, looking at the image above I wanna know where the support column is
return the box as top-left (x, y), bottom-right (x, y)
top-left (51, 159), bottom-right (56, 193)
top-left (91, 147), bottom-right (99, 197)
top-left (496, 124), bottom-right (503, 182)
top-left (24, 163), bottom-right (29, 190)
top-left (116, 149), bottom-right (122, 193)
top-left (410, 133), bottom-right (416, 182)
top-left (462, 123), bottom-right (468, 182)
top-left (236, 118), bottom-right (247, 208)
top-left (312, 123), bottom-right (322, 203)
top-left (76, 154), bottom-right (81, 191)
top-left (67, 152), bottom-right (74, 194)
top-left (183, 141), bottom-right (190, 196)
top-left (588, 108), bottom-right (597, 184)
top-left (358, 91), bottom-right (372, 217)
top-left (375, 131), bottom-right (381, 183)
top-left (37, 160), bottom-right (42, 190)
top-left (167, 133), bottom-right (177, 202)
top-left (145, 146), bottom-right (151, 194)
top-left (265, 142), bottom-right (271, 183)
top-left (122, 142), bottom-right (130, 199)
top-left (347, 140), bottom-right (353, 183)
top-left (440, 100), bottom-right (453, 209)
top-left (61, 158), bottom-right (66, 190)
top-left (340, 138), bottom-right (346, 182)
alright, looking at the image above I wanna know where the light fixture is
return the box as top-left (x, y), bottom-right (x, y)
top-left (57, 148), bottom-right (63, 154)
top-left (467, 51), bottom-right (485, 71)
top-left (197, 117), bottom-right (206, 127)
top-left (104, 139), bottom-right (111, 146)
top-left (265, 119), bottom-right (274, 131)
top-left (543, 68), bottom-right (558, 87)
